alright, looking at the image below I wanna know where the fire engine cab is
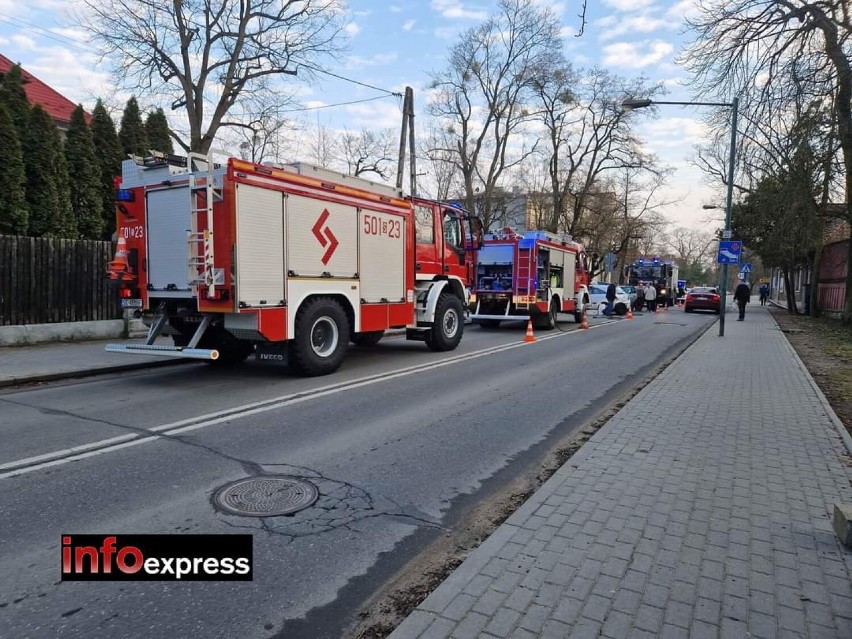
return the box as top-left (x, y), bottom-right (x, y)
top-left (106, 151), bottom-right (482, 376)
top-left (470, 228), bottom-right (591, 329)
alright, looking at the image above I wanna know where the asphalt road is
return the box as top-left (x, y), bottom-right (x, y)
top-left (0, 310), bottom-right (715, 639)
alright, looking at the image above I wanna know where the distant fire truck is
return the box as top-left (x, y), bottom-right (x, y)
top-left (624, 257), bottom-right (679, 307)
top-left (105, 152), bottom-right (482, 376)
top-left (469, 229), bottom-right (592, 329)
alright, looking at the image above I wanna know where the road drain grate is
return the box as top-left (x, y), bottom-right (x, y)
top-left (214, 476), bottom-right (319, 517)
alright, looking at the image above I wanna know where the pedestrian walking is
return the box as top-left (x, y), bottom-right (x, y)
top-left (644, 283), bottom-right (657, 313)
top-left (759, 283), bottom-right (769, 306)
top-left (633, 285), bottom-right (645, 312)
top-left (734, 280), bottom-right (751, 320)
top-left (603, 282), bottom-right (616, 316)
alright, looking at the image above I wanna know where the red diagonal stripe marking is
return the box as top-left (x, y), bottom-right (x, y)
top-left (312, 209), bottom-right (330, 247)
top-left (321, 228), bottom-right (338, 264)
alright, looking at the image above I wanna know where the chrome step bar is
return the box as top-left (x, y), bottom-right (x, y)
top-left (106, 311), bottom-right (218, 360)
top-left (104, 343), bottom-right (219, 360)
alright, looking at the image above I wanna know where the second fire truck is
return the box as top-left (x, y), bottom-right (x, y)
top-left (469, 228), bottom-right (592, 329)
top-left (105, 152), bottom-right (482, 376)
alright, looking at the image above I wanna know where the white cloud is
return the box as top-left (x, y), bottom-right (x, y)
top-left (665, 0), bottom-right (702, 20)
top-left (345, 52), bottom-right (399, 69)
top-left (642, 116), bottom-right (707, 148)
top-left (597, 14), bottom-right (679, 41)
top-left (344, 22), bottom-right (361, 37)
top-left (602, 40), bottom-right (673, 69)
top-left (602, 0), bottom-right (656, 11)
top-left (403, 19), bottom-right (416, 31)
top-left (10, 33), bottom-right (38, 51)
top-left (389, 4), bottom-right (403, 12)
top-left (431, 0), bottom-right (488, 21)
top-left (22, 45), bottom-right (112, 108)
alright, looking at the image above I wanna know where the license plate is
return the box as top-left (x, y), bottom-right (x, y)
top-left (696, 296), bottom-right (707, 300)
top-left (120, 298), bottom-right (143, 308)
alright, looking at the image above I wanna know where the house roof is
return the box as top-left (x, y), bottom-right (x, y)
top-left (0, 54), bottom-right (90, 126)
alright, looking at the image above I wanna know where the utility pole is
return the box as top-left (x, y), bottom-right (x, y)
top-left (396, 86), bottom-right (417, 196)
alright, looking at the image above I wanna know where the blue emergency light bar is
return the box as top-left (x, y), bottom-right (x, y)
top-left (116, 189), bottom-right (135, 202)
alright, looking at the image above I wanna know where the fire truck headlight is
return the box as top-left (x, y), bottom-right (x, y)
top-left (659, 288), bottom-right (666, 295)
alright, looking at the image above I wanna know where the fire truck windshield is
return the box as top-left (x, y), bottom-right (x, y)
top-left (634, 266), bottom-right (662, 280)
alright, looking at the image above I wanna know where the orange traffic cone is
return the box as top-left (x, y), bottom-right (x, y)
top-left (108, 236), bottom-right (133, 281)
top-left (524, 319), bottom-right (536, 343)
top-left (580, 312), bottom-right (590, 330)
top-left (626, 307), bottom-right (634, 320)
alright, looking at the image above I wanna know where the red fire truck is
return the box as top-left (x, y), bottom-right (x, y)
top-left (470, 229), bottom-right (592, 329)
top-left (105, 152), bottom-right (482, 376)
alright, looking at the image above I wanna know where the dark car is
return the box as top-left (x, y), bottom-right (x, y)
top-left (684, 286), bottom-right (721, 314)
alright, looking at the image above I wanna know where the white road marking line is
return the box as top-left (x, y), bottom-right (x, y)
top-left (1, 321), bottom-right (615, 480)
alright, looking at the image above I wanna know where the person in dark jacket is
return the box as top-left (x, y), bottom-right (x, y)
top-left (603, 282), bottom-right (617, 316)
top-left (734, 281), bottom-right (751, 320)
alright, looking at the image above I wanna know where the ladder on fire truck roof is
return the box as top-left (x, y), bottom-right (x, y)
top-left (186, 150), bottom-right (224, 299)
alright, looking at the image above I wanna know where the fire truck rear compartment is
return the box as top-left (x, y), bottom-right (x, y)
top-left (146, 187), bottom-right (192, 296)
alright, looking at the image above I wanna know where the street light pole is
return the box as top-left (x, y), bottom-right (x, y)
top-left (621, 96), bottom-right (739, 336)
top-left (719, 96), bottom-right (739, 337)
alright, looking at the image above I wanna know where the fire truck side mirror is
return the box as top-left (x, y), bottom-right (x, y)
top-left (590, 252), bottom-right (601, 272)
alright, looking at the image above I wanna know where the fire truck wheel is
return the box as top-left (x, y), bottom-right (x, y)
top-left (351, 331), bottom-right (384, 346)
top-left (426, 293), bottom-right (464, 352)
top-left (289, 297), bottom-right (350, 376)
top-left (535, 300), bottom-right (558, 330)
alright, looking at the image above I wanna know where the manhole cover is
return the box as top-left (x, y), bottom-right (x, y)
top-left (214, 476), bottom-right (319, 517)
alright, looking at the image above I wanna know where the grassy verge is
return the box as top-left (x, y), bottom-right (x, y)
top-left (770, 306), bottom-right (852, 436)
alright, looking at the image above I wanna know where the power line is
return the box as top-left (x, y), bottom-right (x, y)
top-left (0, 14), bottom-right (89, 52)
top-left (293, 60), bottom-right (402, 97)
top-left (276, 94), bottom-right (399, 113)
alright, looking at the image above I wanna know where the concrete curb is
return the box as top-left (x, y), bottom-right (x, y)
top-left (769, 312), bottom-right (852, 456)
top-left (0, 359), bottom-right (190, 389)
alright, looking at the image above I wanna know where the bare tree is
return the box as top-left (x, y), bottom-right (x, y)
top-left (418, 124), bottom-right (463, 201)
top-left (428, 0), bottom-right (561, 230)
top-left (339, 127), bottom-right (396, 179)
top-left (305, 119), bottom-right (338, 167)
top-left (682, 0), bottom-right (852, 320)
top-left (79, 0), bottom-right (346, 153)
top-left (533, 65), bottom-right (663, 235)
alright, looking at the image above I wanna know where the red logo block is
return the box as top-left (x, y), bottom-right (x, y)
top-left (312, 209), bottom-right (339, 265)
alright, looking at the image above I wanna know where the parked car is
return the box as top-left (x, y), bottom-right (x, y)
top-left (588, 284), bottom-right (631, 316)
top-left (684, 286), bottom-right (721, 313)
top-left (620, 284), bottom-right (638, 308)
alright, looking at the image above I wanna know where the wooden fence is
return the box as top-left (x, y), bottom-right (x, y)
top-left (0, 235), bottom-right (121, 326)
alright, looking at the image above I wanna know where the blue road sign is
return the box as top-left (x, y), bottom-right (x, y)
top-left (717, 241), bottom-right (742, 264)
top-left (677, 279), bottom-right (686, 289)
top-left (740, 262), bottom-right (752, 273)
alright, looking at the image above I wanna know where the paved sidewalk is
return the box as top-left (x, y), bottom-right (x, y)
top-left (0, 337), bottom-right (182, 387)
top-left (391, 304), bottom-right (852, 638)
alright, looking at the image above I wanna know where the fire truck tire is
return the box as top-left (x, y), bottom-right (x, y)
top-left (289, 297), bottom-right (350, 376)
top-left (535, 300), bottom-right (558, 330)
top-left (351, 331), bottom-right (384, 346)
top-left (426, 293), bottom-right (464, 352)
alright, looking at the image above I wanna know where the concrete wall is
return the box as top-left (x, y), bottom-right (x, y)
top-left (0, 319), bottom-right (147, 346)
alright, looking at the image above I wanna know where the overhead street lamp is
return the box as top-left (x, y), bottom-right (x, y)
top-left (621, 96), bottom-right (739, 337)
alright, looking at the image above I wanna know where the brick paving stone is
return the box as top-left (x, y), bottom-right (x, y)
top-left (388, 307), bottom-right (852, 639)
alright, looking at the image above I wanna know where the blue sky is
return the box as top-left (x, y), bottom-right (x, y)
top-left (0, 0), bottom-right (725, 230)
